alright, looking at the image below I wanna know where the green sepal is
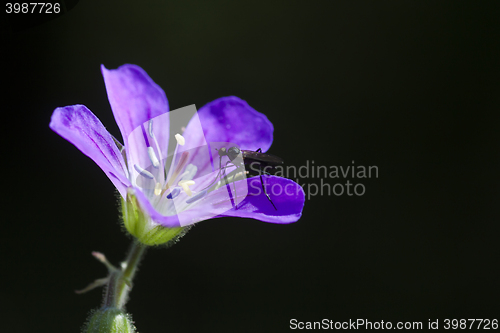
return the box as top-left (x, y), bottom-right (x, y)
top-left (121, 188), bottom-right (187, 246)
top-left (84, 307), bottom-right (135, 333)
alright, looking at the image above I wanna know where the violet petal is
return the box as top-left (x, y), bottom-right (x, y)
top-left (146, 175), bottom-right (303, 227)
top-left (49, 105), bottom-right (131, 197)
top-left (218, 176), bottom-right (305, 224)
top-left (184, 96), bottom-right (274, 154)
top-left (101, 64), bottom-right (170, 152)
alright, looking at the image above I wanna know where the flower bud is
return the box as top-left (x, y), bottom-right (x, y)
top-left (121, 188), bottom-right (188, 246)
top-left (84, 307), bottom-right (135, 333)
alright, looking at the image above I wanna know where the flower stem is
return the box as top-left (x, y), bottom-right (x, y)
top-left (103, 240), bottom-right (146, 310)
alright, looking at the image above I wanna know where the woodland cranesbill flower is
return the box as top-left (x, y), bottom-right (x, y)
top-left (50, 64), bottom-right (305, 245)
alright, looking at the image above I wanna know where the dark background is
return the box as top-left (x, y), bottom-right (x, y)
top-left (2, 1), bottom-right (500, 332)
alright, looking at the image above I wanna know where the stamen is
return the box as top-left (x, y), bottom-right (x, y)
top-left (178, 170), bottom-right (190, 180)
top-left (178, 180), bottom-right (195, 186)
top-left (134, 164), bottom-right (154, 180)
top-left (180, 184), bottom-right (192, 196)
top-left (186, 190), bottom-right (207, 204)
top-left (180, 164), bottom-right (198, 182)
top-left (179, 180), bottom-right (195, 197)
top-left (148, 119), bottom-right (154, 137)
top-left (175, 133), bottom-right (185, 146)
top-left (149, 118), bottom-right (164, 182)
top-left (165, 151), bottom-right (190, 189)
top-left (166, 187), bottom-right (181, 199)
top-left (154, 182), bottom-right (162, 196)
top-left (174, 151), bottom-right (190, 176)
top-left (147, 147), bottom-right (160, 168)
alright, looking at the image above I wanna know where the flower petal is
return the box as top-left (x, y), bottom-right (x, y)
top-left (218, 176), bottom-right (304, 224)
top-left (126, 112), bottom-right (170, 188)
top-left (101, 64), bottom-right (170, 144)
top-left (163, 175), bottom-right (304, 226)
top-left (133, 166), bottom-right (248, 228)
top-left (134, 170), bottom-right (303, 227)
top-left (49, 105), bottom-right (130, 197)
top-left (132, 187), bottom-right (182, 228)
top-left (184, 96), bottom-right (274, 153)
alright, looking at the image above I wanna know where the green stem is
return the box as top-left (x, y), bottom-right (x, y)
top-left (103, 240), bottom-right (146, 309)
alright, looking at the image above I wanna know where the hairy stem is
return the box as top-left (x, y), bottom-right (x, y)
top-left (103, 240), bottom-right (146, 309)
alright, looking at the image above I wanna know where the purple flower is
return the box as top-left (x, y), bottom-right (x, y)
top-left (50, 64), bottom-right (304, 233)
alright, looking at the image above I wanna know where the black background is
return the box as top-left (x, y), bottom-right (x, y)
top-left (2, 1), bottom-right (500, 332)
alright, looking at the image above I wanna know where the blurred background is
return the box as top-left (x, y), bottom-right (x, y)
top-left (2, 1), bottom-right (500, 332)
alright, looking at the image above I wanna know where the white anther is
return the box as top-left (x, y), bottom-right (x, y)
top-left (180, 183), bottom-right (192, 196)
top-left (175, 133), bottom-right (185, 146)
top-left (178, 180), bottom-right (195, 197)
top-left (148, 119), bottom-right (154, 137)
top-left (154, 182), bottom-right (162, 196)
top-left (178, 180), bottom-right (195, 186)
top-left (147, 147), bottom-right (159, 168)
top-left (134, 164), bottom-right (154, 180)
